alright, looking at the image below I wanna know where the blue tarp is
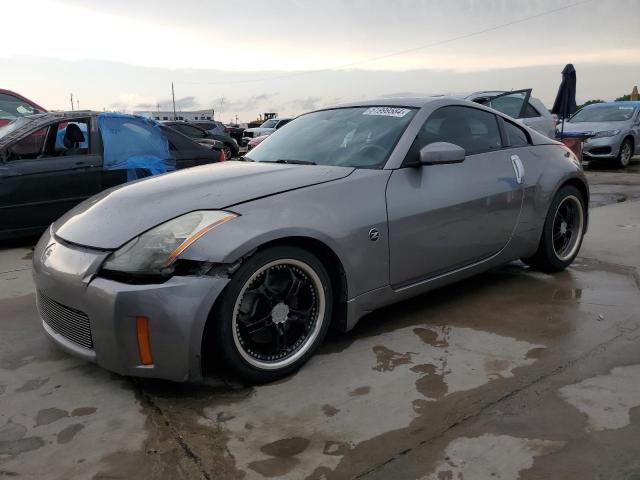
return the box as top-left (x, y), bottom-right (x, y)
top-left (98, 113), bottom-right (175, 181)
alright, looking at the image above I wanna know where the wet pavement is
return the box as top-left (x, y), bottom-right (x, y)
top-left (1, 159), bottom-right (639, 480)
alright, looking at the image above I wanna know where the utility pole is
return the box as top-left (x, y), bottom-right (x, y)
top-left (235, 114), bottom-right (238, 125)
top-left (76, 99), bottom-right (80, 110)
top-left (70, 93), bottom-right (74, 111)
top-left (171, 82), bottom-right (177, 121)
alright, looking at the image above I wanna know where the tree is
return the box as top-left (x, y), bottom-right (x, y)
top-left (615, 94), bottom-right (632, 101)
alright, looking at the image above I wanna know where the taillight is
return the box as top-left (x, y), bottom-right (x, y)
top-left (219, 149), bottom-right (225, 162)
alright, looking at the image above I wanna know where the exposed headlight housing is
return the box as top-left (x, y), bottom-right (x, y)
top-left (102, 210), bottom-right (236, 276)
top-left (593, 129), bottom-right (621, 138)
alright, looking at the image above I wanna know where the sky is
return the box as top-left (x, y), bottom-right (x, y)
top-left (2, 0), bottom-right (639, 123)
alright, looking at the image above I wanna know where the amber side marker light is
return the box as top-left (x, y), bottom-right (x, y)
top-left (136, 316), bottom-right (153, 365)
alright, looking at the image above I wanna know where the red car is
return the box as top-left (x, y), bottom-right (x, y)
top-left (0, 89), bottom-right (47, 127)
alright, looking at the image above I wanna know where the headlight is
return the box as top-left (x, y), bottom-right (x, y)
top-left (102, 210), bottom-right (236, 275)
top-left (593, 130), bottom-right (620, 138)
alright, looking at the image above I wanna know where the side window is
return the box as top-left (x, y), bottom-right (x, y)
top-left (488, 94), bottom-right (525, 118)
top-left (522, 102), bottom-right (540, 118)
top-left (276, 119), bottom-right (291, 129)
top-left (7, 127), bottom-right (48, 160)
top-left (503, 120), bottom-right (530, 148)
top-left (52, 119), bottom-right (90, 155)
top-left (418, 106), bottom-right (502, 155)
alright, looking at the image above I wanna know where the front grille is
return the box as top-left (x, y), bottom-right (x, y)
top-left (243, 131), bottom-right (254, 138)
top-left (37, 291), bottom-right (94, 350)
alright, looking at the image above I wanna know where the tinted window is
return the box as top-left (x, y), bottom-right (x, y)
top-left (503, 121), bottom-right (529, 147)
top-left (175, 124), bottom-right (206, 138)
top-left (419, 106), bottom-right (502, 155)
top-left (7, 127), bottom-right (48, 160)
top-left (276, 119), bottom-right (291, 129)
top-left (522, 102), bottom-right (540, 118)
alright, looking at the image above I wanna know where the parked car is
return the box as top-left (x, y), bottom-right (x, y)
top-left (561, 101), bottom-right (640, 168)
top-left (32, 97), bottom-right (588, 384)
top-left (0, 89), bottom-right (47, 127)
top-left (191, 120), bottom-right (226, 135)
top-left (223, 124), bottom-right (246, 144)
top-left (464, 90), bottom-right (556, 138)
top-left (164, 121), bottom-right (239, 160)
top-left (242, 117), bottom-right (293, 145)
top-left (247, 134), bottom-right (269, 151)
top-left (0, 111), bottom-right (222, 239)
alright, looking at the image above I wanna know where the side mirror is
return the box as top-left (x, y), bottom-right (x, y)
top-left (419, 142), bottom-right (465, 165)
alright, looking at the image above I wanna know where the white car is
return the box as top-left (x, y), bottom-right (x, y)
top-left (242, 118), bottom-right (292, 146)
top-left (463, 90), bottom-right (556, 138)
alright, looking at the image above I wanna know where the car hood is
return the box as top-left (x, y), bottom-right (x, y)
top-left (54, 161), bottom-right (354, 249)
top-left (245, 127), bottom-right (274, 135)
top-left (562, 121), bottom-right (630, 134)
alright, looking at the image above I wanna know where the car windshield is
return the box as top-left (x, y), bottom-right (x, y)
top-left (0, 117), bottom-right (33, 140)
top-left (246, 107), bottom-right (417, 168)
top-left (260, 119), bottom-right (278, 128)
top-left (570, 105), bottom-right (637, 122)
top-left (0, 93), bottom-right (41, 120)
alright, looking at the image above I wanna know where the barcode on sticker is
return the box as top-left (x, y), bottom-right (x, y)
top-left (363, 107), bottom-right (411, 117)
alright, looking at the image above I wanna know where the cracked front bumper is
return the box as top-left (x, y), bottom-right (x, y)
top-left (32, 229), bottom-right (229, 382)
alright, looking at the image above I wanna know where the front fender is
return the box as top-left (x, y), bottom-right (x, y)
top-left (179, 168), bottom-right (392, 300)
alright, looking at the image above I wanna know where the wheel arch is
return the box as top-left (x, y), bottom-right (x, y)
top-left (555, 176), bottom-right (590, 233)
top-left (200, 235), bottom-right (349, 377)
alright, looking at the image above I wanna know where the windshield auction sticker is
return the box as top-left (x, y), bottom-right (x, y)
top-left (363, 107), bottom-right (411, 117)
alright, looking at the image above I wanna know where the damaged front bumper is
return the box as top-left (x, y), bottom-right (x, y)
top-left (32, 228), bottom-right (229, 382)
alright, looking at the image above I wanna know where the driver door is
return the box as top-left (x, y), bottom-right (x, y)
top-left (0, 119), bottom-right (101, 235)
top-left (386, 105), bottom-right (524, 286)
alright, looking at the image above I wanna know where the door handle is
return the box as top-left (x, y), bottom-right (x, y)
top-left (72, 162), bottom-right (94, 170)
top-left (511, 155), bottom-right (524, 184)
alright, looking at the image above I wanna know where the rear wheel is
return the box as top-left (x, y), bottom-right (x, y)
top-left (616, 138), bottom-right (633, 168)
top-left (522, 185), bottom-right (586, 272)
top-left (223, 144), bottom-right (233, 161)
top-left (212, 246), bottom-right (333, 383)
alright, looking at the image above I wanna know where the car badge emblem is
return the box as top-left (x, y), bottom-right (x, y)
top-left (369, 228), bottom-right (380, 242)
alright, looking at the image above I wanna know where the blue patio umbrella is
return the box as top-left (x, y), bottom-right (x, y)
top-left (551, 64), bottom-right (577, 138)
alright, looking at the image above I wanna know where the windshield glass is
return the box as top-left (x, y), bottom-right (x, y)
top-left (0, 93), bottom-right (42, 121)
top-left (247, 107), bottom-right (417, 168)
top-left (0, 117), bottom-right (33, 140)
top-left (570, 104), bottom-right (637, 122)
top-left (261, 119), bottom-right (278, 128)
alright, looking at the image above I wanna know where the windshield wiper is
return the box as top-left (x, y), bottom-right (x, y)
top-left (264, 159), bottom-right (317, 165)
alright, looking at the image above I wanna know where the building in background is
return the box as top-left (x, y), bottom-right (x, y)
top-left (133, 109), bottom-right (216, 122)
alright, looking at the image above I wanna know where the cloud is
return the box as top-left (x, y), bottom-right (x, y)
top-left (285, 96), bottom-right (322, 111)
top-left (216, 93), bottom-right (279, 113)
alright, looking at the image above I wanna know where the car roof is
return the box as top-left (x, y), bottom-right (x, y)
top-left (324, 97), bottom-right (444, 109)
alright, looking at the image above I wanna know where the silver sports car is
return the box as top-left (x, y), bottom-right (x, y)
top-left (33, 97), bottom-right (589, 383)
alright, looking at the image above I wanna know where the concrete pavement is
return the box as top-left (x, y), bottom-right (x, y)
top-left (1, 163), bottom-right (639, 480)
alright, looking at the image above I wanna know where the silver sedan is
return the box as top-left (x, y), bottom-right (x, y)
top-left (562, 101), bottom-right (640, 168)
top-left (33, 97), bottom-right (589, 383)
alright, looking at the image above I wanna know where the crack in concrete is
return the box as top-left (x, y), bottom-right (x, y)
top-left (354, 323), bottom-right (640, 479)
top-left (131, 380), bottom-right (212, 480)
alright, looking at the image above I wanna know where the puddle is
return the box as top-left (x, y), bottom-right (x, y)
top-left (558, 364), bottom-right (640, 431)
top-left (0, 357), bottom-right (147, 478)
top-left (422, 434), bottom-right (565, 480)
top-left (204, 325), bottom-right (543, 479)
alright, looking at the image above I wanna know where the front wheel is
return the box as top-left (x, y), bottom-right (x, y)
top-left (212, 246), bottom-right (333, 383)
top-left (616, 138), bottom-right (633, 168)
top-left (522, 185), bottom-right (586, 273)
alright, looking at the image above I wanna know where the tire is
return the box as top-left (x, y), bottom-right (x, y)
top-left (522, 185), bottom-right (586, 273)
top-left (211, 246), bottom-right (333, 384)
top-left (616, 138), bottom-right (633, 168)
top-left (223, 144), bottom-right (233, 161)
